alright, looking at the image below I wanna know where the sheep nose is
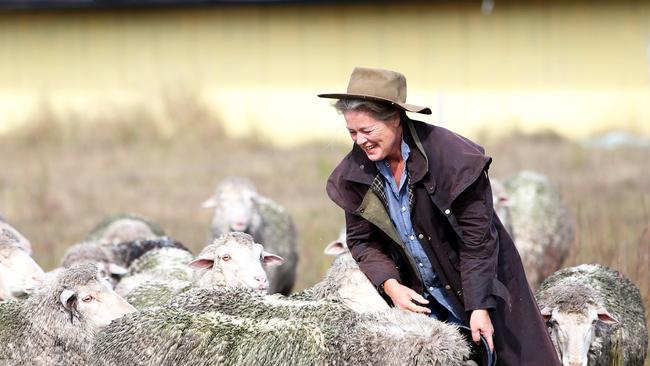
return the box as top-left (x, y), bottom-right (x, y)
top-left (254, 276), bottom-right (267, 284)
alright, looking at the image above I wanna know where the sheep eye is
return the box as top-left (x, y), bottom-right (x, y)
top-left (221, 254), bottom-right (231, 261)
top-left (82, 295), bottom-right (94, 303)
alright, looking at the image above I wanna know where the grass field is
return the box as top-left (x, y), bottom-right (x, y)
top-left (1, 104), bottom-right (648, 363)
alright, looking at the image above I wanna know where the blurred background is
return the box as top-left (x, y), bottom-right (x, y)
top-left (1, 0), bottom-right (649, 360)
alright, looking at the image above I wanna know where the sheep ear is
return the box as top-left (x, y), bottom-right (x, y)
top-left (498, 196), bottom-right (512, 207)
top-left (201, 196), bottom-right (218, 209)
top-left (540, 307), bottom-right (552, 322)
top-left (189, 258), bottom-right (214, 269)
top-left (596, 307), bottom-right (618, 324)
top-left (60, 289), bottom-right (77, 312)
top-left (262, 252), bottom-right (284, 267)
top-left (108, 263), bottom-right (128, 276)
top-left (324, 241), bottom-right (347, 256)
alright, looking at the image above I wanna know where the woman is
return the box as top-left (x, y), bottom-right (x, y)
top-left (319, 67), bottom-right (559, 366)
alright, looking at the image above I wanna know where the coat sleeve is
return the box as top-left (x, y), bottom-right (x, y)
top-left (452, 170), bottom-right (509, 311)
top-left (345, 211), bottom-right (402, 289)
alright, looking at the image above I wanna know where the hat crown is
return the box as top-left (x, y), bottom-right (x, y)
top-left (346, 67), bottom-right (407, 103)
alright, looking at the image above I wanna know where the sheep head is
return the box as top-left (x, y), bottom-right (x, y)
top-left (202, 177), bottom-right (263, 234)
top-left (190, 232), bottom-right (284, 293)
top-left (56, 263), bottom-right (137, 330)
top-left (539, 280), bottom-right (618, 366)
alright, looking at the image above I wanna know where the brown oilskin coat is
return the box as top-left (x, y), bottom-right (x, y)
top-left (327, 117), bottom-right (559, 366)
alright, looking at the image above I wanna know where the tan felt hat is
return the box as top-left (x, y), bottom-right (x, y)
top-left (318, 67), bottom-right (431, 115)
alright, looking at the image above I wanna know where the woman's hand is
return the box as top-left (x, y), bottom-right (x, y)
top-left (470, 309), bottom-right (494, 352)
top-left (382, 279), bottom-right (430, 314)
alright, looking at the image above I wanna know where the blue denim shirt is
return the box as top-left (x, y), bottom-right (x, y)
top-left (376, 140), bottom-right (462, 322)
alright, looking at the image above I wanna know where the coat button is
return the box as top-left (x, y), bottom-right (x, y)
top-left (360, 164), bottom-right (365, 169)
top-left (444, 209), bottom-right (451, 215)
top-left (444, 285), bottom-right (451, 290)
top-left (418, 234), bottom-right (424, 239)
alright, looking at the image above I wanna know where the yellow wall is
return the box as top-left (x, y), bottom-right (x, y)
top-left (1, 1), bottom-right (649, 145)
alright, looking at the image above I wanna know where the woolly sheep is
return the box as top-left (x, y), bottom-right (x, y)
top-left (0, 241), bottom-right (44, 301)
top-left (115, 246), bottom-right (194, 299)
top-left (59, 236), bottom-right (190, 288)
top-left (495, 170), bottom-right (575, 288)
top-left (123, 232), bottom-right (284, 309)
top-left (536, 264), bottom-right (648, 366)
top-left (59, 242), bottom-right (129, 287)
top-left (295, 229), bottom-right (389, 314)
top-left (94, 287), bottom-right (470, 366)
top-left (202, 177), bottom-right (299, 295)
top-left (84, 213), bottom-right (165, 245)
top-left (0, 263), bottom-right (136, 365)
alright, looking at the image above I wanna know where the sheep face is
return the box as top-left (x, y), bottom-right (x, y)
top-left (98, 219), bottom-right (158, 245)
top-left (190, 234), bottom-right (284, 293)
top-left (0, 244), bottom-right (44, 299)
top-left (60, 276), bottom-right (136, 329)
top-left (541, 306), bottom-right (618, 366)
top-left (202, 178), bottom-right (262, 234)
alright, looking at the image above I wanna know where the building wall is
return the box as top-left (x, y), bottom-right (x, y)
top-left (1, 1), bottom-right (649, 145)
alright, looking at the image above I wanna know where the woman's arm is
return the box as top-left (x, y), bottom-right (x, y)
top-left (452, 171), bottom-right (501, 311)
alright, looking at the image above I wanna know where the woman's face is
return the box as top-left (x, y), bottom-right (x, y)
top-left (344, 109), bottom-right (402, 162)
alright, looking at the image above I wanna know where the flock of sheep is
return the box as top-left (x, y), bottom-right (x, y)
top-left (0, 173), bottom-right (647, 366)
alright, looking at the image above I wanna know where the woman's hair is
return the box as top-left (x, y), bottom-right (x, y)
top-left (333, 98), bottom-right (400, 122)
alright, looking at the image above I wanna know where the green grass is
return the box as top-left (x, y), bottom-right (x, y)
top-left (0, 105), bottom-right (648, 363)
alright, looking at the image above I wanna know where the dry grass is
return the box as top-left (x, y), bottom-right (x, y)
top-left (0, 101), bottom-right (648, 362)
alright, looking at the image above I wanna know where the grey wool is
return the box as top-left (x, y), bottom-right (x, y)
top-left (293, 252), bottom-right (389, 314)
top-left (118, 247), bottom-right (194, 309)
top-left (536, 264), bottom-right (648, 366)
top-left (61, 237), bottom-right (190, 286)
top-left (94, 287), bottom-right (470, 366)
top-left (0, 264), bottom-right (100, 366)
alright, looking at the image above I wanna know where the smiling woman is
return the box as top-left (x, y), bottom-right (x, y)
top-left (319, 67), bottom-right (560, 366)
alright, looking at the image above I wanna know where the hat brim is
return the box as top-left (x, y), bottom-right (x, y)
top-left (318, 93), bottom-right (432, 115)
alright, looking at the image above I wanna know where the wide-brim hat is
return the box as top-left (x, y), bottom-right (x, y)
top-left (318, 67), bottom-right (431, 115)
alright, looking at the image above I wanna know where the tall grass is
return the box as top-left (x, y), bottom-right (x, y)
top-left (0, 100), bottom-right (648, 363)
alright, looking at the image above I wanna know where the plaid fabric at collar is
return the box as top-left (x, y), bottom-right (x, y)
top-left (370, 174), bottom-right (415, 211)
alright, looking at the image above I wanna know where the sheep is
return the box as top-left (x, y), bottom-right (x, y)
top-left (84, 213), bottom-right (165, 245)
top-left (495, 170), bottom-right (575, 288)
top-left (122, 232), bottom-right (284, 309)
top-left (0, 218), bottom-right (33, 255)
top-left (202, 176), bottom-right (298, 295)
top-left (0, 241), bottom-right (44, 301)
top-left (294, 229), bottom-right (389, 314)
top-left (0, 263), bottom-right (136, 365)
top-left (115, 245), bottom-right (195, 300)
top-left (59, 236), bottom-right (190, 288)
top-left (59, 241), bottom-right (129, 288)
top-left (93, 286), bottom-right (470, 366)
top-left (536, 264), bottom-right (648, 366)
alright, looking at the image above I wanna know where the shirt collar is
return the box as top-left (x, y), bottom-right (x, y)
top-left (375, 138), bottom-right (410, 168)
